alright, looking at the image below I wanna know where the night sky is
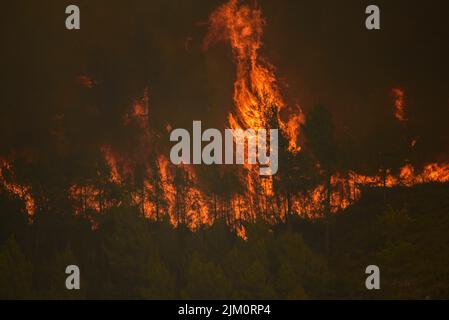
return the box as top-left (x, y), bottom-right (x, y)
top-left (1, 0), bottom-right (448, 168)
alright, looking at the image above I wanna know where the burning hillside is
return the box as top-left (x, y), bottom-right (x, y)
top-left (1, 0), bottom-right (449, 238)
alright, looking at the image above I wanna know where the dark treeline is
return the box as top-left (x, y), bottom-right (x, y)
top-left (1, 182), bottom-right (449, 299)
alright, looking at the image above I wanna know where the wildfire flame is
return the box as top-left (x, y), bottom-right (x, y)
top-left (0, 158), bottom-right (35, 218)
top-left (204, 0), bottom-right (301, 148)
top-left (203, 0), bottom-right (305, 234)
top-left (1, 1), bottom-right (449, 240)
top-left (392, 88), bottom-right (407, 122)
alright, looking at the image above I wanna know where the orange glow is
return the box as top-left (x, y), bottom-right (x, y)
top-left (236, 224), bottom-right (248, 240)
top-left (76, 75), bottom-right (96, 88)
top-left (0, 158), bottom-right (35, 218)
top-left (392, 88), bottom-right (407, 122)
top-left (285, 112), bottom-right (304, 153)
top-left (69, 184), bottom-right (102, 214)
top-left (101, 146), bottom-right (122, 184)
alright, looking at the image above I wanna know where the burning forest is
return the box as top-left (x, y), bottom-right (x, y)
top-left (1, 0), bottom-right (449, 237)
top-left (1, 0), bottom-right (449, 300)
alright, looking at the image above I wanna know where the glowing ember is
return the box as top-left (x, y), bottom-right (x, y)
top-left (101, 146), bottom-right (122, 184)
top-left (76, 75), bottom-right (96, 88)
top-left (392, 88), bottom-right (407, 122)
top-left (0, 158), bottom-right (35, 217)
top-left (236, 224), bottom-right (248, 241)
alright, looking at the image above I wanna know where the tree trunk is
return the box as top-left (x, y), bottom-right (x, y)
top-left (325, 175), bottom-right (332, 256)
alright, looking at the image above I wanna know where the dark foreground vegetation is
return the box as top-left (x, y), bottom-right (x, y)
top-left (1, 183), bottom-right (449, 299)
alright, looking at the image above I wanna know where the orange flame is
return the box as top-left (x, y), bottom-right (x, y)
top-left (204, 0), bottom-right (303, 227)
top-left (0, 158), bottom-right (35, 218)
top-left (392, 88), bottom-right (407, 122)
top-left (204, 0), bottom-right (300, 145)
